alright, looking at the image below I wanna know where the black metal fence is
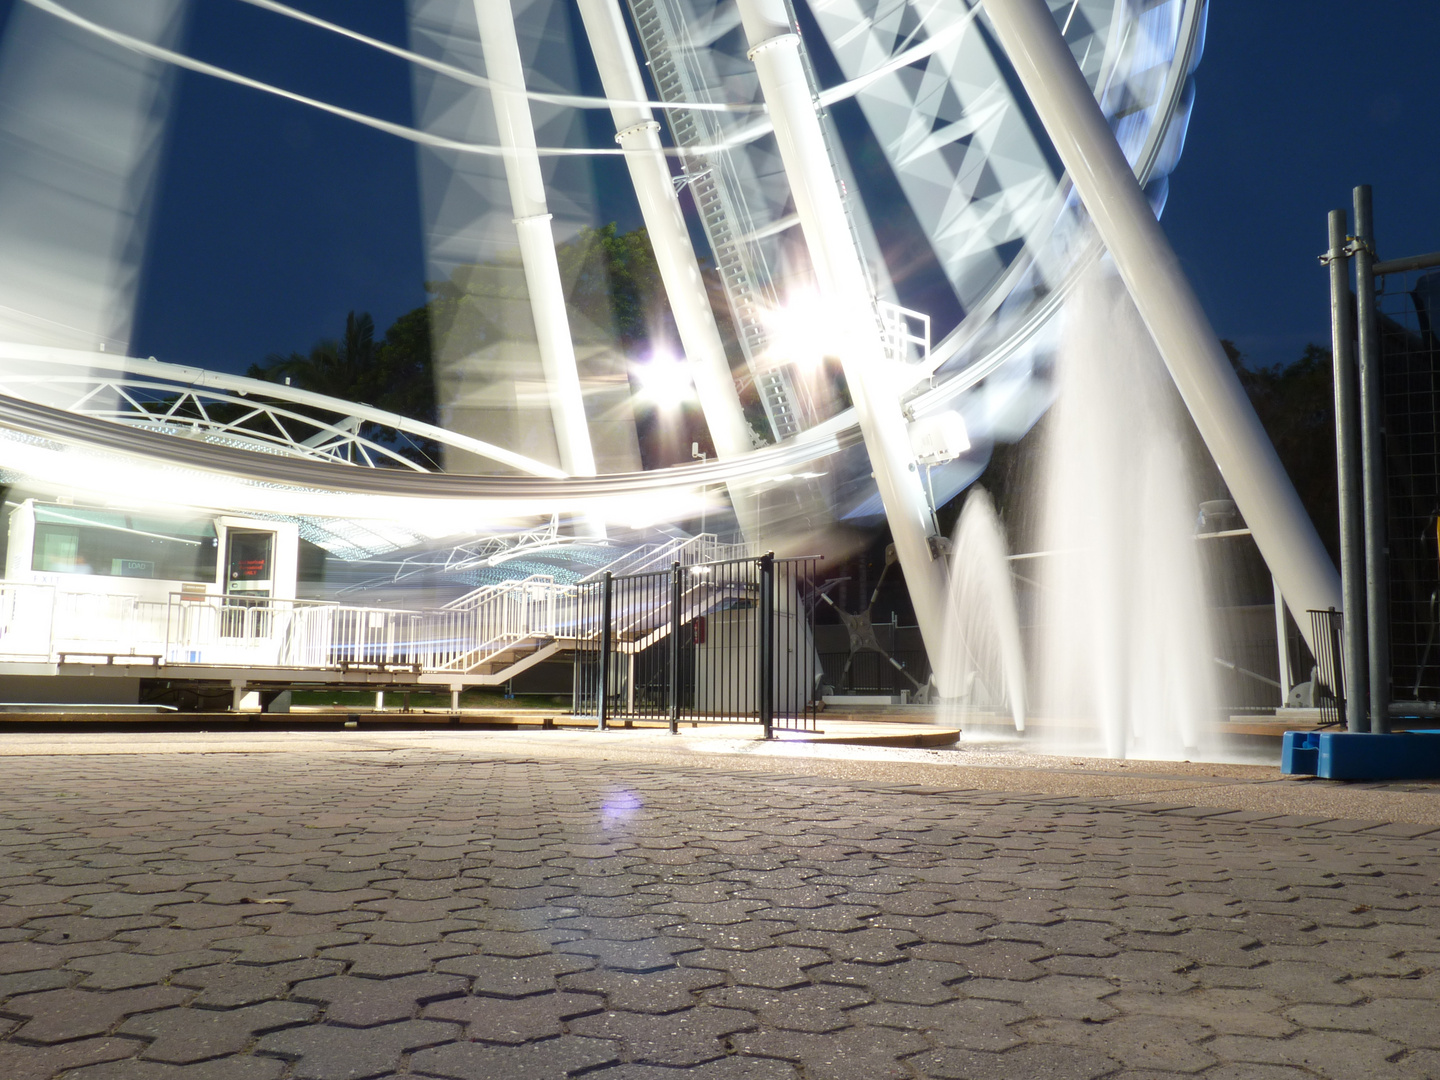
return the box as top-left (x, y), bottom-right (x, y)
top-left (572, 553), bottom-right (820, 735)
top-left (1378, 261), bottom-right (1440, 699)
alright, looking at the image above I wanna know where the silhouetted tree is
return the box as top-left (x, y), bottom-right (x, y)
top-left (248, 310), bottom-right (439, 466)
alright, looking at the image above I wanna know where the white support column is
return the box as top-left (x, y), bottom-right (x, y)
top-left (473, 0), bottom-right (598, 488)
top-left (1274, 576), bottom-right (1292, 707)
top-left (573, 0), bottom-right (753, 465)
top-left (982, 0), bottom-right (1340, 655)
top-left (732, 0), bottom-right (952, 687)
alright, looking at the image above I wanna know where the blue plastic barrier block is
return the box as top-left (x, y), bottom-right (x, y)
top-left (1316, 731), bottom-right (1440, 780)
top-left (1281, 731), bottom-right (1320, 775)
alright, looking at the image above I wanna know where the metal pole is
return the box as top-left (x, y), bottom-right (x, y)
top-left (1272, 576), bottom-right (1292, 707)
top-left (1328, 208), bottom-right (1368, 731)
top-left (472, 0), bottom-right (601, 530)
top-left (598, 571), bottom-right (613, 730)
top-left (1354, 184), bottom-right (1391, 732)
top-left (731, 0), bottom-right (953, 685)
top-left (669, 561), bottom-right (682, 734)
top-left (758, 551), bottom-right (775, 739)
top-left (981, 0), bottom-right (1342, 659)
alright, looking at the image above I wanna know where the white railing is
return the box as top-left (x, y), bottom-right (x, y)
top-left (0, 557), bottom-right (753, 679)
top-left (55, 590), bottom-right (169, 659)
top-left (0, 582), bottom-right (55, 660)
top-left (165, 595), bottom-right (411, 669)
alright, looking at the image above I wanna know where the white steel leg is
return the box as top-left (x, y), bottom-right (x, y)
top-left (574, 0), bottom-right (753, 464)
top-left (982, 0), bottom-right (1341, 654)
top-left (472, 1), bottom-right (600, 508)
top-left (732, 0), bottom-right (952, 688)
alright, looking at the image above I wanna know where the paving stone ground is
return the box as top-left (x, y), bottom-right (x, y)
top-left (0, 748), bottom-right (1435, 1079)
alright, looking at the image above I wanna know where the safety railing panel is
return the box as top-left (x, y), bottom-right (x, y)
top-left (164, 594), bottom-right (432, 671)
top-left (573, 554), bottom-right (820, 735)
top-left (54, 589), bottom-right (168, 661)
top-left (0, 582), bottom-right (54, 660)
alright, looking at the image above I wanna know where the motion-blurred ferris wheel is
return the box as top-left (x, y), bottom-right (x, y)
top-left (0, 0), bottom-right (1206, 548)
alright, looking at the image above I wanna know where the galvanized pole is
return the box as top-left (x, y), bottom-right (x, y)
top-left (758, 552), bottom-right (775, 740)
top-left (598, 571), bottom-right (613, 731)
top-left (1353, 184), bottom-right (1391, 732)
top-left (669, 561), bottom-right (682, 734)
top-left (1327, 209), bottom-right (1368, 731)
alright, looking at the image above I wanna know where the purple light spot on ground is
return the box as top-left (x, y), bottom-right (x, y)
top-left (601, 789), bottom-right (642, 826)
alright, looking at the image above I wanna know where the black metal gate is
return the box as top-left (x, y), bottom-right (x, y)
top-left (572, 553), bottom-right (820, 736)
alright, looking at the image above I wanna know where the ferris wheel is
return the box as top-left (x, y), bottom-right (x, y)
top-left (0, 0), bottom-right (1333, 669)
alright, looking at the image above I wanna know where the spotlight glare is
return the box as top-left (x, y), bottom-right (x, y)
top-left (634, 354), bottom-right (696, 409)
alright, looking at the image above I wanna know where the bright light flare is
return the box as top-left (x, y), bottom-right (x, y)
top-left (633, 354), bottom-right (696, 409)
top-left (760, 289), bottom-right (840, 371)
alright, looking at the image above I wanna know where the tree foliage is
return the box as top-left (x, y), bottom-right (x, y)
top-left (247, 309), bottom-right (439, 466)
top-left (1223, 340), bottom-right (1339, 560)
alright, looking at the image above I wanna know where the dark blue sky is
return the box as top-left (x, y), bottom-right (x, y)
top-left (2, 1), bottom-right (1437, 375)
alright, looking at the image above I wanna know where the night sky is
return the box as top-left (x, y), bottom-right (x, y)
top-left (1, 0), bottom-right (1437, 379)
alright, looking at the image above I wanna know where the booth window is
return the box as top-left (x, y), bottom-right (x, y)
top-left (31, 505), bottom-right (219, 581)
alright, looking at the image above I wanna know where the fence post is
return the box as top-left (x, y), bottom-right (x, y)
top-left (598, 571), bottom-right (613, 731)
top-left (1327, 208), bottom-right (1369, 732)
top-left (669, 561), bottom-right (682, 734)
top-left (1353, 184), bottom-right (1390, 733)
top-left (758, 551), bottom-right (775, 739)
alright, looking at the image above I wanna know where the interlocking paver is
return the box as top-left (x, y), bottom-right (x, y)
top-left (1017, 1013), bottom-right (1216, 1072)
top-left (705, 982), bottom-right (871, 1033)
top-left (437, 951), bottom-right (594, 997)
top-left (730, 1022), bottom-right (928, 1080)
top-left (569, 1005), bottom-right (753, 1065)
top-left (0, 1036), bottom-right (137, 1080)
top-left (171, 958), bottom-right (345, 1008)
top-left (683, 946), bottom-right (829, 989)
top-left (292, 972), bottom-right (466, 1026)
top-left (6, 985), bottom-right (190, 1043)
top-left (409, 1034), bottom-right (619, 1080)
top-left (65, 1057), bottom-right (286, 1079)
top-left (67, 949), bottom-right (228, 990)
top-left (0, 750), bottom-right (1432, 1080)
top-left (849, 998), bottom-right (1029, 1050)
top-left (422, 989), bottom-right (602, 1042)
top-left (560, 962), bottom-right (725, 1013)
top-left (909, 1042), bottom-right (1122, 1080)
top-left (810, 957), bottom-right (969, 1004)
top-left (119, 1001), bottom-right (317, 1063)
top-left (255, 1017), bottom-right (454, 1078)
top-left (1205, 1029), bottom-right (1411, 1079)
top-left (586, 1057), bottom-right (799, 1079)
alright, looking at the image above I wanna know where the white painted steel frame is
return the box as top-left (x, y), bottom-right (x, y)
top-left (471, 0), bottom-right (597, 485)
top-left (574, 0), bottom-right (752, 465)
top-left (732, 0), bottom-right (952, 689)
top-left (982, 0), bottom-right (1341, 655)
